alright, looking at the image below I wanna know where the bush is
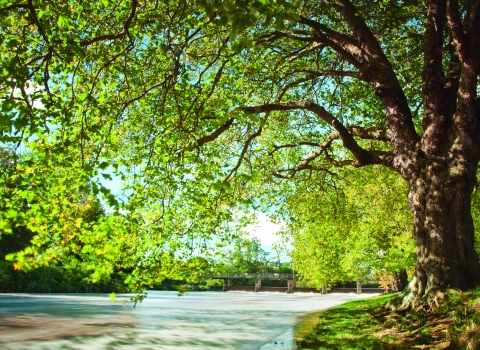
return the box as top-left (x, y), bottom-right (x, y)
top-left (0, 261), bottom-right (127, 293)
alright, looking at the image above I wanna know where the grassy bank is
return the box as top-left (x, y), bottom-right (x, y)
top-left (297, 287), bottom-right (480, 349)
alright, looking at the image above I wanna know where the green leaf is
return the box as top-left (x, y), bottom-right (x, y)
top-left (101, 173), bottom-right (112, 180)
top-left (6, 209), bottom-right (18, 218)
top-left (58, 16), bottom-right (69, 28)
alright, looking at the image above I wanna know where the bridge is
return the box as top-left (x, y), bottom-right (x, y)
top-left (213, 273), bottom-right (297, 293)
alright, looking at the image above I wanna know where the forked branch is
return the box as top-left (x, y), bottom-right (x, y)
top-left (80, 0), bottom-right (138, 47)
top-left (271, 127), bottom-right (392, 178)
top-left (242, 101), bottom-right (374, 165)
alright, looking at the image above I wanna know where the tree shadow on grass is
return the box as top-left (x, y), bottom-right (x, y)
top-left (296, 294), bottom-right (404, 350)
top-left (296, 290), bottom-right (480, 350)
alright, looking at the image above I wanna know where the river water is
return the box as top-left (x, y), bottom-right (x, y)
top-left (0, 291), bottom-right (374, 349)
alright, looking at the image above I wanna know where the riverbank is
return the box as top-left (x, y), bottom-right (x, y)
top-left (297, 287), bottom-right (480, 349)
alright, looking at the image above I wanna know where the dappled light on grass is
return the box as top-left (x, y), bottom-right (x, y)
top-left (297, 295), bottom-right (392, 350)
top-left (297, 288), bottom-right (480, 349)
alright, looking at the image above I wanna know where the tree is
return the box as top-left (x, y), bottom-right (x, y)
top-left (280, 166), bottom-right (415, 291)
top-left (224, 237), bottom-right (271, 273)
top-left (0, 146), bottom-right (34, 258)
top-left (1, 0), bottom-right (480, 308)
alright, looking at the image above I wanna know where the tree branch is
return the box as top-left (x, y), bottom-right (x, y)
top-left (0, 3), bottom-right (28, 12)
top-left (269, 126), bottom-right (389, 158)
top-left (299, 17), bottom-right (363, 69)
top-left (321, 0), bottom-right (419, 157)
top-left (271, 129), bottom-right (392, 178)
top-left (287, 43), bottom-right (326, 62)
top-left (80, 0), bottom-right (138, 47)
top-left (423, 0), bottom-right (447, 116)
top-left (225, 120), bottom-right (265, 182)
top-left (272, 132), bottom-right (339, 178)
top-left (464, 0), bottom-right (480, 74)
top-left (299, 5), bottom-right (419, 155)
top-left (293, 69), bottom-right (360, 79)
top-left (324, 150), bottom-right (356, 167)
top-left (298, 17), bottom-right (359, 53)
top-left (257, 30), bottom-right (316, 43)
top-left (447, 0), bottom-right (468, 64)
top-left (26, 0), bottom-right (48, 43)
top-left (443, 43), bottom-right (461, 117)
top-left (325, 0), bottom-right (388, 61)
top-left (347, 126), bottom-right (391, 141)
top-left (242, 101), bottom-right (381, 166)
top-left (186, 118), bottom-right (235, 151)
top-left (270, 141), bottom-right (320, 155)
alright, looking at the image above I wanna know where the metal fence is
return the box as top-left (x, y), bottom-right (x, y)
top-left (214, 273), bottom-right (296, 280)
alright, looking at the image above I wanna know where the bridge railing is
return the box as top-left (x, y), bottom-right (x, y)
top-left (214, 273), bottom-right (296, 280)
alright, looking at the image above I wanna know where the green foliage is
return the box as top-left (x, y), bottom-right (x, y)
top-left (0, 261), bottom-right (127, 293)
top-left (222, 237), bottom-right (271, 273)
top-left (298, 288), bottom-right (480, 349)
top-left (277, 166), bottom-right (416, 288)
top-left (470, 186), bottom-right (480, 257)
top-left (214, 236), bottom-right (294, 286)
top-left (0, 225), bottom-right (34, 260)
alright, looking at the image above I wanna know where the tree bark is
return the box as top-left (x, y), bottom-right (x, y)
top-left (391, 270), bottom-right (408, 292)
top-left (392, 160), bottom-right (480, 309)
top-left (356, 279), bottom-right (362, 294)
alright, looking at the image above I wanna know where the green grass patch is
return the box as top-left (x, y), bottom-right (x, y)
top-left (297, 288), bottom-right (480, 349)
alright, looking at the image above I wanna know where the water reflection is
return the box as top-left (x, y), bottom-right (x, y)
top-left (293, 310), bottom-right (324, 340)
top-left (257, 311), bottom-right (323, 350)
top-left (0, 291), bottom-right (374, 349)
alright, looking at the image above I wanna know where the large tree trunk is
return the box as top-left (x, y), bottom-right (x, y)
top-left (393, 160), bottom-right (480, 309)
top-left (392, 270), bottom-right (408, 292)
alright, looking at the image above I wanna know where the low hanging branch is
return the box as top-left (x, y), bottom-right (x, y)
top-left (241, 101), bottom-right (385, 166)
top-left (270, 124), bottom-right (392, 178)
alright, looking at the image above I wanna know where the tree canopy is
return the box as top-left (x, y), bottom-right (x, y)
top-left (281, 166), bottom-right (416, 290)
top-left (1, 0), bottom-right (480, 307)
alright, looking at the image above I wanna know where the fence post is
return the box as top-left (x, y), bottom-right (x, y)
top-left (255, 278), bottom-right (262, 292)
top-left (287, 279), bottom-right (296, 293)
top-left (223, 278), bottom-right (229, 292)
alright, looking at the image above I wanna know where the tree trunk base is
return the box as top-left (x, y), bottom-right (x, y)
top-left (385, 276), bottom-right (448, 311)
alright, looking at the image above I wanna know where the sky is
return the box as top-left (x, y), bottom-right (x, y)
top-left (245, 212), bottom-right (286, 246)
top-left (99, 171), bottom-right (290, 258)
top-left (245, 211), bottom-right (291, 262)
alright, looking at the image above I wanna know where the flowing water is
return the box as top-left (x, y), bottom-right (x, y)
top-left (0, 291), bottom-right (375, 349)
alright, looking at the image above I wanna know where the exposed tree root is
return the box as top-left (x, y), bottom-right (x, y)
top-left (384, 277), bottom-right (449, 312)
top-left (376, 287), bottom-right (480, 349)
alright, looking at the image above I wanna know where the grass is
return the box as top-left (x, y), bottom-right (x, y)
top-left (297, 287), bottom-right (480, 350)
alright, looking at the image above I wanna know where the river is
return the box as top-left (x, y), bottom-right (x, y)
top-left (0, 291), bottom-right (375, 349)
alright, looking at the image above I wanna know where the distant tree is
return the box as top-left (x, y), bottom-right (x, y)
top-left (283, 166), bottom-right (415, 290)
top-left (225, 237), bottom-right (271, 273)
top-left (0, 147), bottom-right (34, 258)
